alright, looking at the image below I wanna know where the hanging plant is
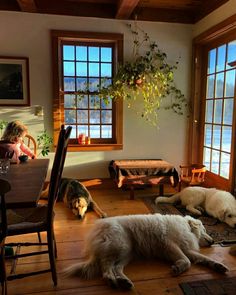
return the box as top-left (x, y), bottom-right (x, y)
top-left (98, 23), bottom-right (189, 126)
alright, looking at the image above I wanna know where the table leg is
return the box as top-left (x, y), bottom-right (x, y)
top-left (130, 186), bottom-right (134, 200)
top-left (159, 184), bottom-right (164, 196)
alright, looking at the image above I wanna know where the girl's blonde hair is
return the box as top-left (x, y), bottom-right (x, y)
top-left (2, 120), bottom-right (28, 142)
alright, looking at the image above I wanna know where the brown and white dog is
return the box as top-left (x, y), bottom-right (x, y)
top-left (41, 178), bottom-right (107, 219)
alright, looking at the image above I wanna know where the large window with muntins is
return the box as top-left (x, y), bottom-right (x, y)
top-left (63, 43), bottom-right (113, 142)
top-left (52, 31), bottom-right (123, 151)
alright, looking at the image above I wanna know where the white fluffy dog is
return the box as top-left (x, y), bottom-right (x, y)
top-left (155, 187), bottom-right (236, 228)
top-left (63, 214), bottom-right (228, 290)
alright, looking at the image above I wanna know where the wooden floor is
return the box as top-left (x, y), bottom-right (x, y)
top-left (5, 179), bottom-right (236, 295)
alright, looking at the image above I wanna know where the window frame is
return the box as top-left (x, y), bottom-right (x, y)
top-left (202, 40), bottom-right (235, 179)
top-left (191, 15), bottom-right (236, 192)
top-left (51, 30), bottom-right (123, 151)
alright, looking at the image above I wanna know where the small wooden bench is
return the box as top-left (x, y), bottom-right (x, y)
top-left (109, 159), bottom-right (179, 199)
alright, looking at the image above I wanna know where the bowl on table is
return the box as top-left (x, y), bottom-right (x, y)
top-left (18, 155), bottom-right (29, 163)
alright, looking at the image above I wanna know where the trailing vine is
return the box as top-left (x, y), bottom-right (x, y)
top-left (98, 23), bottom-right (189, 126)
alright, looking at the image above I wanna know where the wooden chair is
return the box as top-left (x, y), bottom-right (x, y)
top-left (3, 125), bottom-right (72, 286)
top-left (0, 179), bottom-right (11, 295)
top-left (178, 164), bottom-right (206, 191)
top-left (24, 134), bottom-right (37, 155)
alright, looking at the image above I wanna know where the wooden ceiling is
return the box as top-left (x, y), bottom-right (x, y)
top-left (0, 0), bottom-right (229, 24)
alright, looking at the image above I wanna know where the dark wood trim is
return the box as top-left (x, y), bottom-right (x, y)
top-left (0, 0), bottom-right (230, 24)
top-left (116, 0), bottom-right (139, 19)
top-left (193, 14), bottom-right (236, 45)
top-left (131, 7), bottom-right (195, 24)
top-left (67, 143), bottom-right (123, 151)
top-left (228, 61), bottom-right (236, 67)
top-left (16, 0), bottom-right (37, 12)
top-left (194, 0), bottom-right (229, 23)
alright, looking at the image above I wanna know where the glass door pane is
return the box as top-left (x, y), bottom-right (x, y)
top-left (203, 40), bottom-right (236, 179)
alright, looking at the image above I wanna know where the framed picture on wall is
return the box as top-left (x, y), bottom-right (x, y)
top-left (0, 56), bottom-right (30, 106)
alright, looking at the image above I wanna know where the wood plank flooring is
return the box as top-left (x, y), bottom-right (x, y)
top-left (5, 179), bottom-right (236, 294)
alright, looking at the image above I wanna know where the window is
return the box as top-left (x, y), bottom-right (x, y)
top-left (51, 31), bottom-right (123, 151)
top-left (203, 41), bottom-right (236, 179)
top-left (191, 15), bottom-right (236, 191)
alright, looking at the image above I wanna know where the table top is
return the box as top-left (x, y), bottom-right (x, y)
top-left (111, 159), bottom-right (174, 169)
top-left (1, 158), bottom-right (49, 209)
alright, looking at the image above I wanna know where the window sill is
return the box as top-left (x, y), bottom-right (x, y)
top-left (67, 144), bottom-right (123, 151)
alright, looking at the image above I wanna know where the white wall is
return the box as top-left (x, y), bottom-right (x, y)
top-left (0, 11), bottom-right (193, 179)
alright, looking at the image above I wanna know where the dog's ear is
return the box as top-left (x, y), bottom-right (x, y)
top-left (218, 209), bottom-right (227, 221)
top-left (71, 199), bottom-right (79, 209)
top-left (186, 216), bottom-right (201, 232)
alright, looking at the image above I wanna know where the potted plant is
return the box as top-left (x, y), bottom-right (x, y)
top-left (36, 130), bottom-right (53, 156)
top-left (99, 23), bottom-right (188, 125)
top-left (0, 120), bottom-right (8, 137)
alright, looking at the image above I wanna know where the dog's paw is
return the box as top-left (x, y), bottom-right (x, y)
top-left (171, 259), bottom-right (190, 276)
top-left (116, 277), bottom-right (134, 290)
top-left (213, 262), bottom-right (229, 273)
top-left (171, 265), bottom-right (182, 276)
top-left (155, 197), bottom-right (164, 204)
top-left (196, 206), bottom-right (204, 213)
top-left (104, 277), bottom-right (118, 289)
top-left (101, 213), bottom-right (107, 218)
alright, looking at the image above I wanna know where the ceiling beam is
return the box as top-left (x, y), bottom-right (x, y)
top-left (116, 0), bottom-right (139, 19)
top-left (131, 7), bottom-right (195, 24)
top-left (195, 0), bottom-right (229, 22)
top-left (16, 0), bottom-right (37, 13)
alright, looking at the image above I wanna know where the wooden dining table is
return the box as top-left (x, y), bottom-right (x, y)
top-left (1, 159), bottom-right (49, 209)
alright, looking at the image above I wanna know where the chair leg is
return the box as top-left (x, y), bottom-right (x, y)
top-left (37, 232), bottom-right (42, 243)
top-left (0, 246), bottom-right (7, 295)
top-left (53, 233), bottom-right (57, 259)
top-left (47, 229), bottom-right (57, 286)
top-left (178, 181), bottom-right (182, 192)
top-left (1, 280), bottom-right (7, 295)
top-left (10, 244), bottom-right (21, 275)
top-left (129, 186), bottom-right (135, 200)
top-left (159, 184), bottom-right (164, 196)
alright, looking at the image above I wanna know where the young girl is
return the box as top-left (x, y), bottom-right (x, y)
top-left (0, 120), bottom-right (36, 162)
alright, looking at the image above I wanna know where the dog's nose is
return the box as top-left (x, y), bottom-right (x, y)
top-left (78, 214), bottom-right (85, 219)
top-left (209, 239), bottom-right (214, 245)
top-left (205, 237), bottom-right (214, 246)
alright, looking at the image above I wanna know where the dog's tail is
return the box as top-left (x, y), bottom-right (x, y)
top-left (62, 258), bottom-right (100, 279)
top-left (155, 192), bottom-right (181, 205)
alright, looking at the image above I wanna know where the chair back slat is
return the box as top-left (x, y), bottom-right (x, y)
top-left (47, 125), bottom-right (72, 224)
top-left (179, 164), bottom-right (206, 191)
top-left (24, 134), bottom-right (37, 155)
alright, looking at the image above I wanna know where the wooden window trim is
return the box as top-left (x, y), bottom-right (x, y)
top-left (51, 30), bottom-right (123, 151)
top-left (190, 14), bottom-right (236, 191)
